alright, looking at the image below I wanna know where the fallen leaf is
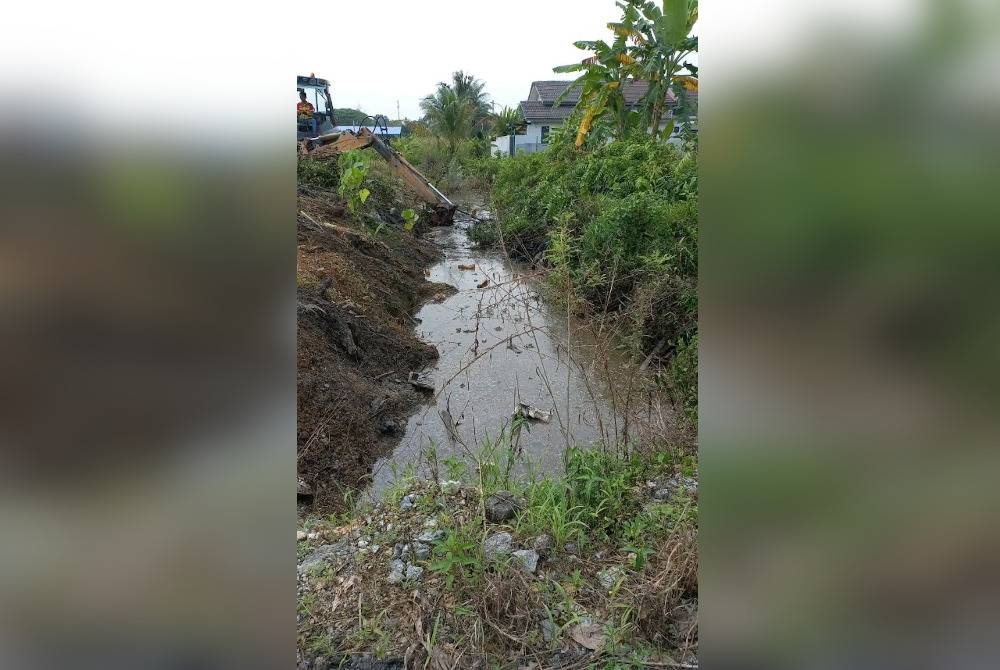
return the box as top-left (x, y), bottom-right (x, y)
top-left (569, 622), bottom-right (606, 650)
top-left (477, 279), bottom-right (490, 289)
top-left (330, 575), bottom-right (358, 614)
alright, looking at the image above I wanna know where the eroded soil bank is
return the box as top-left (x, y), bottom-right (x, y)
top-left (297, 187), bottom-right (454, 512)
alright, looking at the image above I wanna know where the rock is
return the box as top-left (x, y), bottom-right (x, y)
top-left (416, 529), bottom-right (445, 543)
top-left (388, 559), bottom-right (406, 584)
top-left (412, 542), bottom-right (431, 560)
top-left (564, 543), bottom-right (579, 556)
top-left (298, 541), bottom-right (350, 575)
top-left (297, 478), bottom-right (313, 499)
top-left (404, 564), bottom-right (424, 581)
top-left (296, 530), bottom-right (307, 542)
top-left (483, 531), bottom-right (514, 561)
top-left (532, 534), bottom-right (554, 557)
top-left (597, 566), bottom-right (624, 590)
top-left (400, 494), bottom-right (418, 510)
top-left (651, 474), bottom-right (699, 501)
top-left (392, 543), bottom-right (404, 559)
top-left (485, 491), bottom-right (522, 522)
top-left (569, 622), bottom-right (607, 650)
top-left (512, 549), bottom-right (539, 573)
top-left (408, 371), bottom-right (435, 393)
top-left (540, 618), bottom-right (560, 643)
top-left (439, 479), bottom-right (462, 494)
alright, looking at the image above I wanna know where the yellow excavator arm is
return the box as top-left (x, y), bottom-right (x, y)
top-left (301, 129), bottom-right (457, 226)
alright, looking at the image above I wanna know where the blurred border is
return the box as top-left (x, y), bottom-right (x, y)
top-left (701, 0), bottom-right (1000, 667)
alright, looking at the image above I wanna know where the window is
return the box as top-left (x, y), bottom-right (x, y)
top-left (541, 126), bottom-right (550, 144)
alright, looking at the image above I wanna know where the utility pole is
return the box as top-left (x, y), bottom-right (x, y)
top-left (396, 100), bottom-right (400, 122)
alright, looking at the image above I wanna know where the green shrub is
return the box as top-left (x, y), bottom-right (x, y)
top-left (394, 135), bottom-right (489, 193)
top-left (664, 334), bottom-right (698, 422)
top-left (479, 136), bottom-right (698, 418)
top-left (297, 157), bottom-right (339, 189)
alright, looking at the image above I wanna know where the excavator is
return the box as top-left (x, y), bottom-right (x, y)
top-left (297, 74), bottom-right (456, 226)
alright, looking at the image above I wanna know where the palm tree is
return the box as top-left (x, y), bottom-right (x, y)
top-left (420, 86), bottom-right (474, 150)
top-left (449, 70), bottom-right (491, 122)
top-left (491, 106), bottom-right (522, 138)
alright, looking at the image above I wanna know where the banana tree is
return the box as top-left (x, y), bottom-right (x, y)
top-left (553, 30), bottom-right (640, 147)
top-left (610, 0), bottom-right (699, 137)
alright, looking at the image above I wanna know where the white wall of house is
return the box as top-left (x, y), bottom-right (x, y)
top-left (491, 122), bottom-right (560, 156)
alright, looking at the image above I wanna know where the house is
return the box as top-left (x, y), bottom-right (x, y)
top-left (492, 80), bottom-right (696, 156)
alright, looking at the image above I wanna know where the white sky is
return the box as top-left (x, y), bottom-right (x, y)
top-left (296, 0), bottom-right (639, 119)
top-left (1, 0), bottom-right (923, 138)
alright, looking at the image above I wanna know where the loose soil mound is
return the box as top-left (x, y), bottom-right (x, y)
top-left (297, 189), bottom-right (454, 512)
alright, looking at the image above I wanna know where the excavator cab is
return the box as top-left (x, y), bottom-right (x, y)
top-left (297, 75), bottom-right (335, 140)
top-left (297, 73), bottom-right (457, 226)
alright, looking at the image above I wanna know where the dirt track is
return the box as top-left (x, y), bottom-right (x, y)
top-left (296, 188), bottom-right (453, 512)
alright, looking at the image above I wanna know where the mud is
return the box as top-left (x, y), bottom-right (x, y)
top-left (296, 189), bottom-right (453, 512)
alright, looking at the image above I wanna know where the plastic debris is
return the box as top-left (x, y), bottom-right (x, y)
top-left (514, 402), bottom-right (551, 423)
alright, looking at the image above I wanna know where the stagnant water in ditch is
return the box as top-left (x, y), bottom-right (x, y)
top-left (369, 210), bottom-right (626, 495)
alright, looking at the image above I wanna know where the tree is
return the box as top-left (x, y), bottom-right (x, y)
top-left (554, 35), bottom-right (636, 146)
top-left (420, 86), bottom-right (474, 150)
top-left (449, 70), bottom-right (491, 123)
top-left (612, 0), bottom-right (698, 136)
top-left (554, 0), bottom-right (698, 146)
top-left (491, 106), bottom-right (522, 138)
top-left (420, 71), bottom-right (493, 148)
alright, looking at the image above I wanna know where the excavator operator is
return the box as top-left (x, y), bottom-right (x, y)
top-left (297, 90), bottom-right (317, 137)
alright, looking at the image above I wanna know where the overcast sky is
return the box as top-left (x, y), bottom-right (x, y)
top-left (294, 0), bottom-right (635, 119)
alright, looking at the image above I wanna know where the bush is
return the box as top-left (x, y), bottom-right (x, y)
top-left (478, 135), bottom-right (698, 417)
top-left (394, 136), bottom-right (489, 193)
top-left (297, 157), bottom-right (339, 190)
top-left (664, 334), bottom-right (698, 423)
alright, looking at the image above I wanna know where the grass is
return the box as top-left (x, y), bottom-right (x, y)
top-left (296, 439), bottom-right (698, 666)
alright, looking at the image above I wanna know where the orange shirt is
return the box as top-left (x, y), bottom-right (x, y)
top-left (297, 101), bottom-right (315, 118)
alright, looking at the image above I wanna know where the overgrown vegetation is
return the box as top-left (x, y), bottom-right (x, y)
top-left (472, 133), bottom-right (698, 418)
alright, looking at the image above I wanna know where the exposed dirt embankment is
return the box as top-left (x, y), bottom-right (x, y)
top-left (297, 188), bottom-right (453, 512)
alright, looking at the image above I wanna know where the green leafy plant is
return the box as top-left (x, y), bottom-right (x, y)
top-left (428, 527), bottom-right (481, 587)
top-left (402, 208), bottom-right (418, 232)
top-left (442, 455), bottom-right (466, 480)
top-left (554, 0), bottom-right (699, 144)
top-left (337, 151), bottom-right (371, 215)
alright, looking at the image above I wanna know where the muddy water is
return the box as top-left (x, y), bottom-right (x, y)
top-left (369, 212), bottom-right (622, 494)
